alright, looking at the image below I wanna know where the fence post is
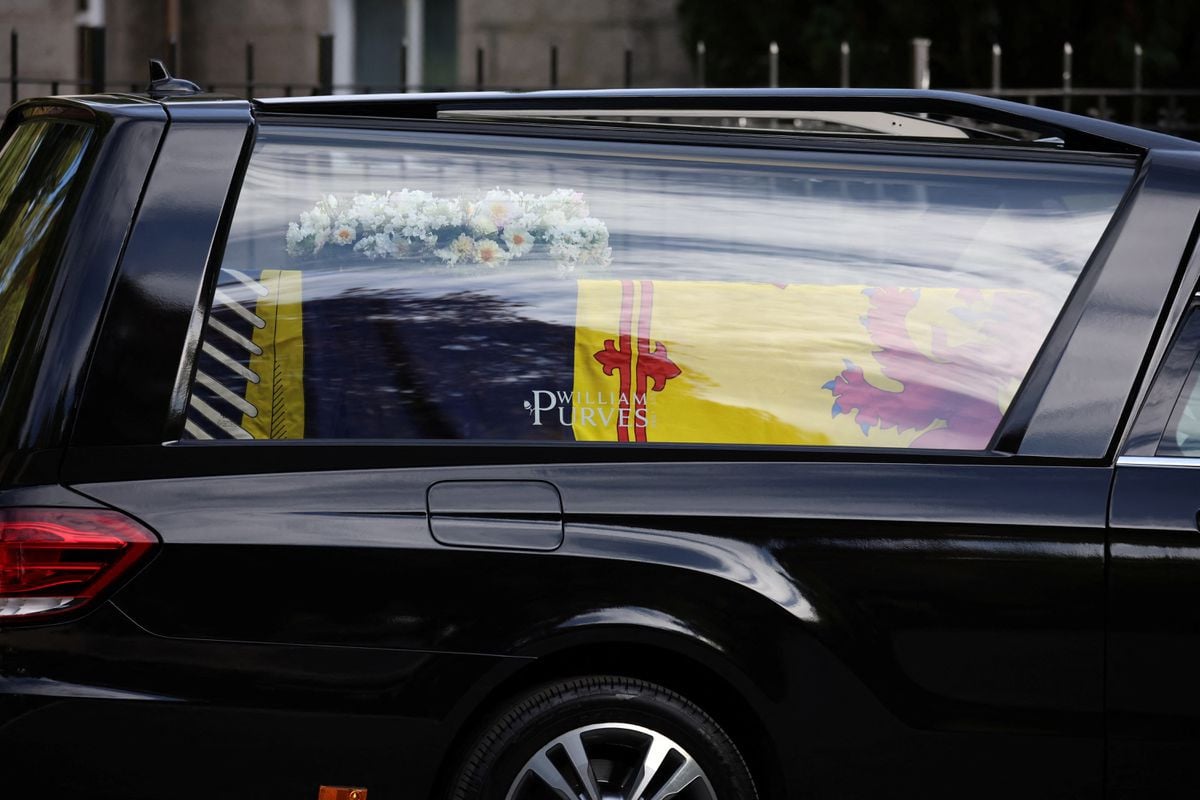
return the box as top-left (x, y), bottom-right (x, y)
top-left (911, 37), bottom-right (930, 89)
top-left (1166, 93), bottom-right (1181, 131)
top-left (84, 26), bottom-right (106, 94)
top-left (1062, 41), bottom-right (1072, 112)
top-left (768, 41), bottom-right (779, 88)
top-left (550, 45), bottom-right (558, 89)
top-left (244, 42), bottom-right (254, 99)
top-left (696, 40), bottom-right (706, 87)
top-left (475, 46), bottom-right (484, 90)
top-left (624, 48), bottom-right (632, 88)
top-left (400, 41), bottom-right (407, 92)
top-left (9, 29), bottom-right (16, 105)
top-left (317, 33), bottom-right (333, 94)
top-left (991, 43), bottom-right (1001, 92)
top-left (840, 41), bottom-right (850, 88)
top-left (405, 0), bottom-right (423, 91)
top-left (1133, 42), bottom-right (1143, 126)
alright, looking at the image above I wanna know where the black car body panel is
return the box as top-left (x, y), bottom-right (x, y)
top-left (61, 461), bottom-right (1108, 799)
top-left (0, 96), bottom-right (166, 486)
top-left (3, 89), bottom-right (1200, 799)
top-left (70, 99), bottom-right (254, 448)
top-left (1108, 459), bottom-right (1200, 799)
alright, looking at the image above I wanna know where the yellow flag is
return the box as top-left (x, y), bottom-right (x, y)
top-left (242, 269), bottom-right (305, 439)
top-left (572, 280), bottom-right (1046, 449)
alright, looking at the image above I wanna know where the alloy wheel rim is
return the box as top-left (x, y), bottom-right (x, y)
top-left (504, 722), bottom-right (718, 800)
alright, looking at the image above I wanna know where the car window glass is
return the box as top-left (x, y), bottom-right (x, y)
top-left (184, 125), bottom-right (1132, 449)
top-left (1161, 348), bottom-right (1200, 456)
top-left (0, 119), bottom-right (94, 376)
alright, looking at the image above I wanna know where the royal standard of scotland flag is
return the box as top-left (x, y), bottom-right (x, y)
top-left (569, 280), bottom-right (1049, 450)
top-left (187, 269), bottom-right (1050, 451)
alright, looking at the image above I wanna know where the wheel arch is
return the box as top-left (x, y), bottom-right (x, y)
top-left (435, 631), bottom-right (788, 800)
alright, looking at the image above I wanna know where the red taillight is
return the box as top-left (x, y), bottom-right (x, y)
top-left (0, 508), bottom-right (158, 621)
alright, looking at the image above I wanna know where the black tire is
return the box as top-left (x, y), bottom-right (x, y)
top-left (449, 675), bottom-right (758, 800)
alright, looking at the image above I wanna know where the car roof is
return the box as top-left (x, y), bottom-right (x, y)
top-left (14, 87), bottom-right (1194, 157)
top-left (250, 88), bottom-right (1200, 155)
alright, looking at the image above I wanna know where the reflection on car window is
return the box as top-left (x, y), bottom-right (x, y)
top-left (184, 126), bottom-right (1132, 450)
top-left (1163, 354), bottom-right (1200, 456)
top-left (0, 119), bottom-right (93, 376)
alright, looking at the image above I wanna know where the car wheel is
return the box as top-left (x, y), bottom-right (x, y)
top-left (450, 675), bottom-right (758, 800)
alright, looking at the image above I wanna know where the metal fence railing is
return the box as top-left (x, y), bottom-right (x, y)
top-left (4, 27), bottom-right (1198, 137)
top-left (957, 88), bottom-right (1200, 137)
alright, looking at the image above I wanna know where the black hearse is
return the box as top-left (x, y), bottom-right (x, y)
top-left (3, 67), bottom-right (1200, 799)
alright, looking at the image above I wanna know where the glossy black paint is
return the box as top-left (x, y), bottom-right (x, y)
top-left (0, 96), bottom-right (165, 485)
top-left (1107, 460), bottom-right (1200, 798)
top-left (1108, 296), bottom-right (1200, 798)
top-left (48, 460), bottom-right (1106, 799)
top-left (3, 89), bottom-right (1200, 800)
top-left (71, 99), bottom-right (253, 446)
top-left (428, 480), bottom-right (565, 550)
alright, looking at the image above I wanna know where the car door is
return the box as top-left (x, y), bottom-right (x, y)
top-left (61, 101), bottom-right (1200, 799)
top-left (1109, 293), bottom-right (1200, 798)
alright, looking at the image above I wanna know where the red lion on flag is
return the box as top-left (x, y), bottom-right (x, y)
top-left (823, 286), bottom-right (1049, 449)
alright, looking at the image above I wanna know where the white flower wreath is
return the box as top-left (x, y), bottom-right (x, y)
top-left (285, 187), bottom-right (613, 272)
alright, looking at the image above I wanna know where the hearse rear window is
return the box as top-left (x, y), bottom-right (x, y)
top-left (184, 125), bottom-right (1131, 450)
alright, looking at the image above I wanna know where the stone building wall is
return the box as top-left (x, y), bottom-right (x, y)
top-left (178, 0), bottom-right (327, 94)
top-left (0, 0), bottom-right (692, 106)
top-left (457, 0), bottom-right (691, 90)
top-left (0, 0), bottom-right (79, 101)
top-left (105, 0), bottom-right (167, 89)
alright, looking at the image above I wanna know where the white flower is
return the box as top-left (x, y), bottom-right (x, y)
top-left (285, 222), bottom-right (305, 255)
top-left (531, 188), bottom-right (588, 221)
top-left (353, 231), bottom-right (399, 259)
top-left (474, 238), bottom-right (511, 267)
top-left (468, 212), bottom-right (498, 236)
top-left (540, 209), bottom-right (567, 230)
top-left (478, 188), bottom-right (527, 227)
top-left (286, 188), bottom-right (610, 269)
top-left (544, 215), bottom-right (611, 268)
top-left (435, 233), bottom-right (476, 265)
top-left (503, 227), bottom-right (534, 257)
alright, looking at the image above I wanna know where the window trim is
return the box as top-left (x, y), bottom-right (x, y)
top-left (1117, 455), bottom-right (1200, 468)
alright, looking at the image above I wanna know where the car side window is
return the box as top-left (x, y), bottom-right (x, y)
top-left (183, 124), bottom-right (1131, 449)
top-left (1161, 346), bottom-right (1200, 457)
